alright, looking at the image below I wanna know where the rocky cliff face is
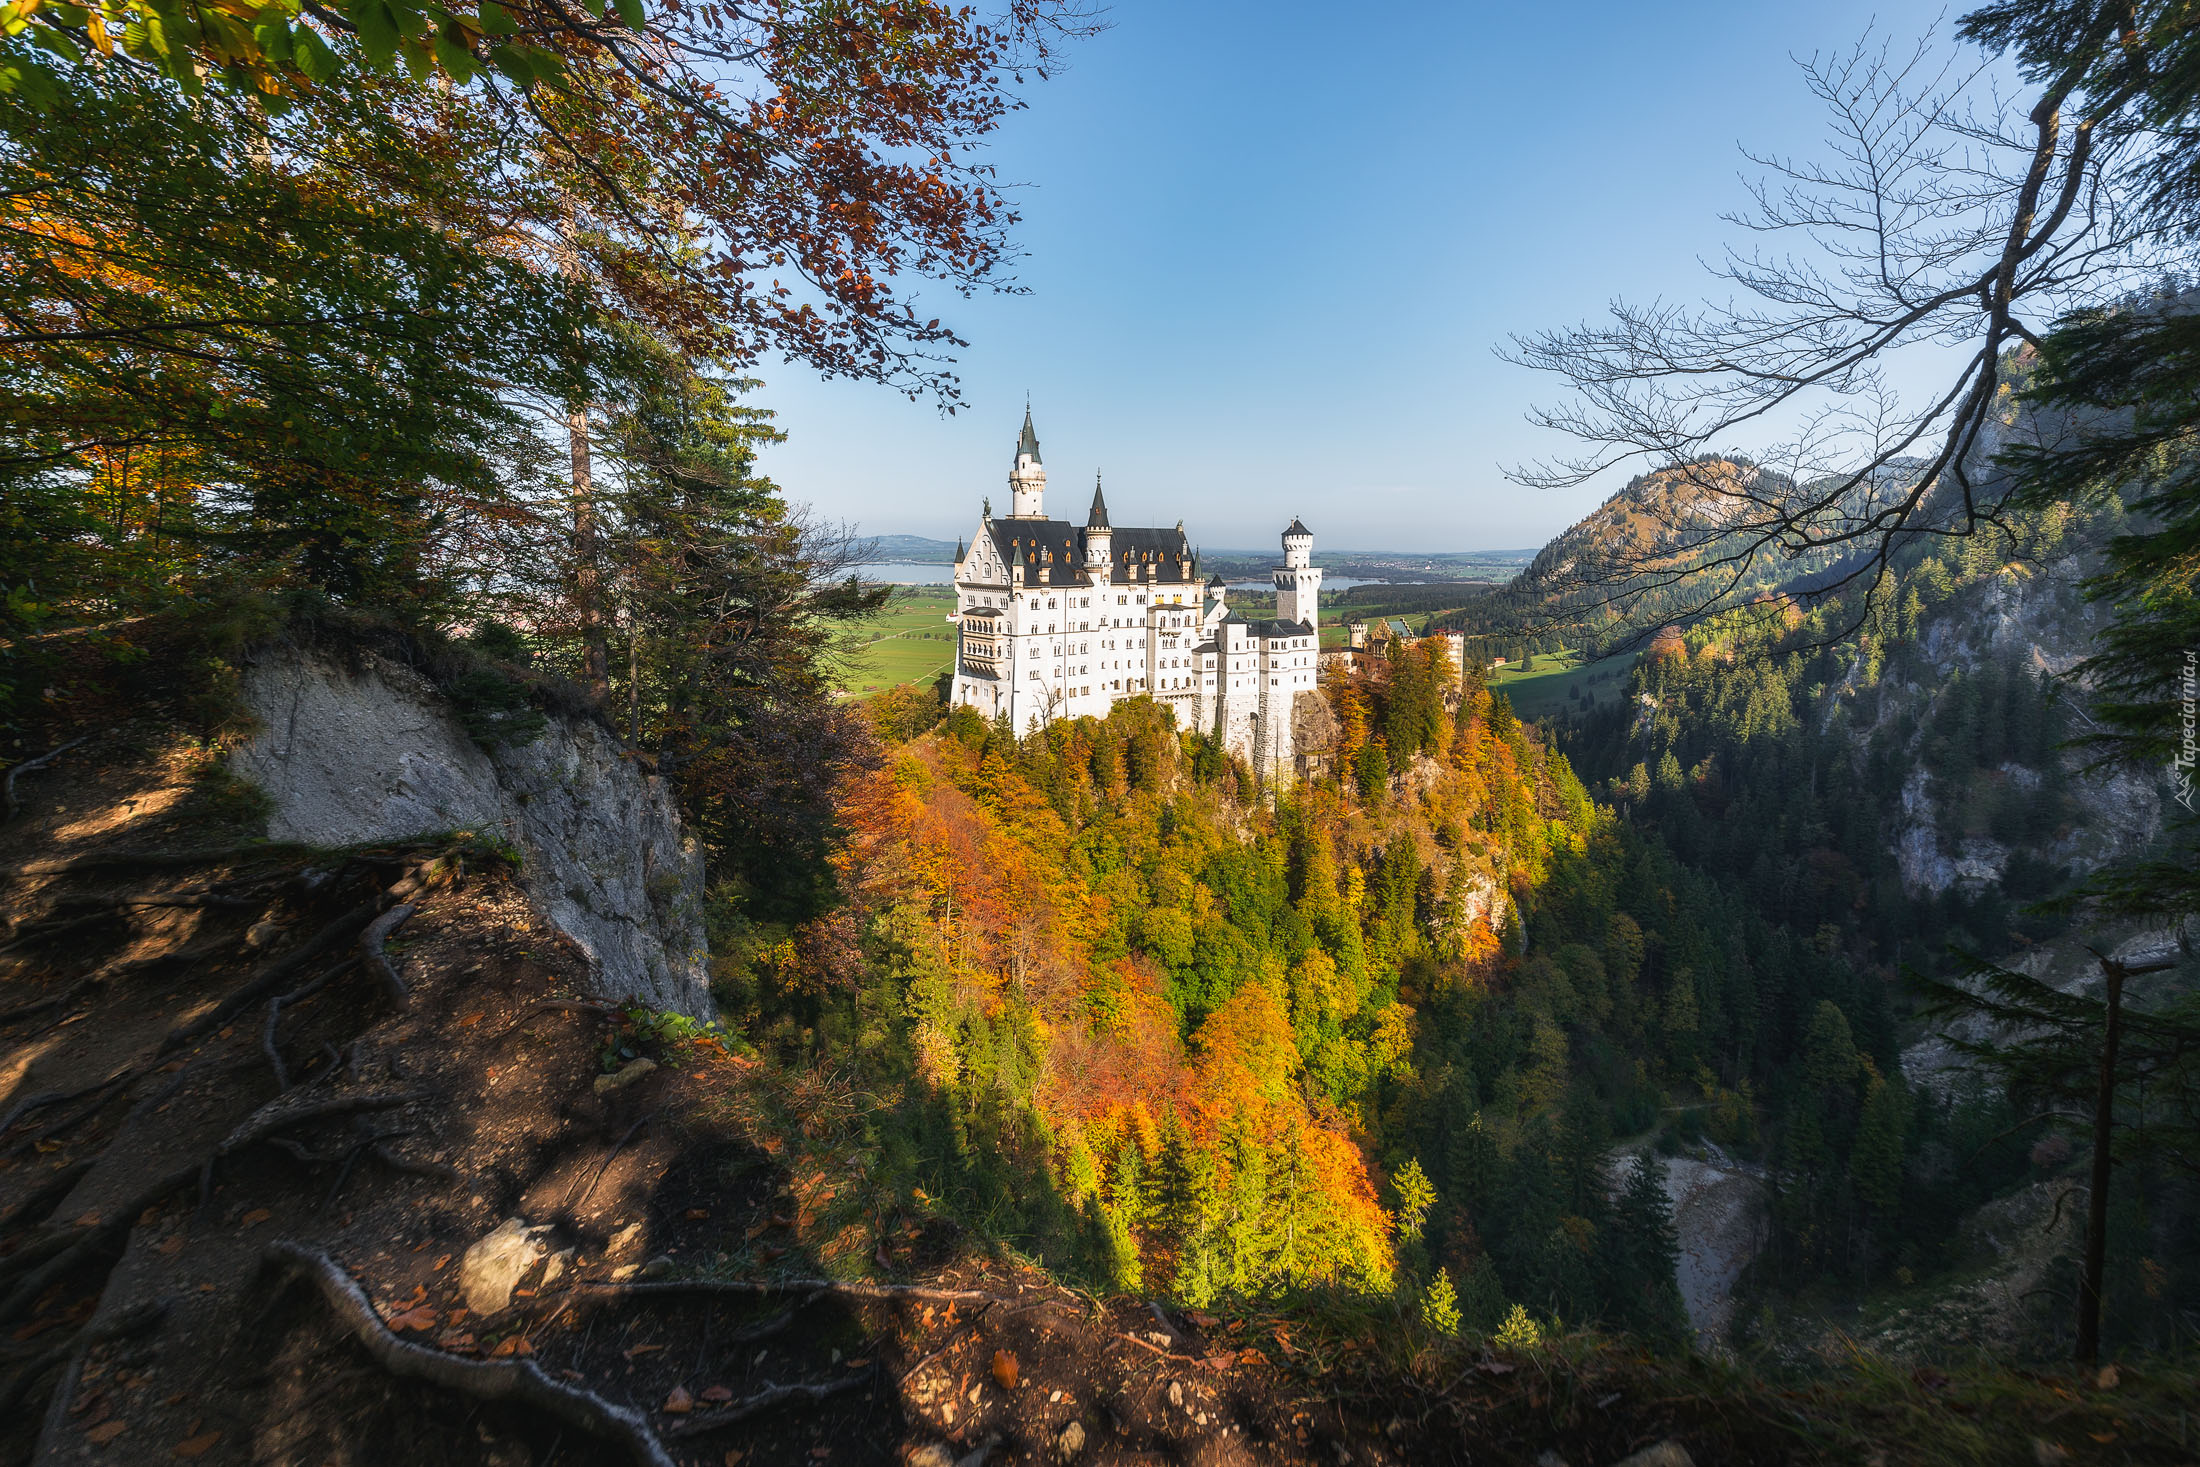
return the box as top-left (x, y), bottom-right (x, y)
top-left (1871, 555), bottom-right (2162, 899)
top-left (229, 644), bottom-right (712, 1018)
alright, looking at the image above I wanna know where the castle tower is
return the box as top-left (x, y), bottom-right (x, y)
top-left (1273, 517), bottom-right (1321, 629)
top-left (1009, 406), bottom-right (1046, 518)
top-left (1083, 474), bottom-right (1112, 578)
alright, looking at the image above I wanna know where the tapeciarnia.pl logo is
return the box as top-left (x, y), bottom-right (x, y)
top-left (2175, 650), bottom-right (2198, 813)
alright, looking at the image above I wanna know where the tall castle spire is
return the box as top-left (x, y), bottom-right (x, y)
top-left (1008, 405), bottom-right (1046, 517)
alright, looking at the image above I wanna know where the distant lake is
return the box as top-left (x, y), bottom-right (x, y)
top-left (860, 561), bottom-right (955, 584)
top-left (1225, 575), bottom-right (1391, 591)
top-left (858, 562), bottom-right (1405, 592)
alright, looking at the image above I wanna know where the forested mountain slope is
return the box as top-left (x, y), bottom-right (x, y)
top-left (1541, 483), bottom-right (2200, 1359)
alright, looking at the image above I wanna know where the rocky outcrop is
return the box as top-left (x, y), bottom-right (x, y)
top-left (228, 644), bottom-right (711, 1018)
top-left (1878, 559), bottom-right (2163, 897)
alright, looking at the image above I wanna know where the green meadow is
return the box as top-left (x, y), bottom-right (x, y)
top-left (1486, 646), bottom-right (1635, 720)
top-left (830, 583), bottom-right (959, 695)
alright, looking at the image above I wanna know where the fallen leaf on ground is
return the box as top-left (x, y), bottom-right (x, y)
top-left (2096, 1365), bottom-right (2120, 1390)
top-left (844, 1357), bottom-right (869, 1369)
top-left (431, 1254), bottom-right (451, 1271)
top-left (436, 1332), bottom-right (477, 1352)
top-left (456, 1012), bottom-right (485, 1028)
top-left (85, 1421), bottom-right (127, 1445)
top-left (385, 1307), bottom-right (437, 1332)
top-left (238, 1209), bottom-right (271, 1228)
top-left (992, 1350), bottom-right (1018, 1390)
top-left (685, 1208), bottom-right (709, 1220)
top-left (154, 1236), bottom-right (184, 1257)
top-left (172, 1432), bottom-right (221, 1458)
top-left (701, 1386), bottom-right (734, 1403)
top-left (624, 1343), bottom-right (665, 1359)
top-left (663, 1386), bottom-right (693, 1414)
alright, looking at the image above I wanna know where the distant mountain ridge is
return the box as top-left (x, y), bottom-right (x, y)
top-left (860, 535), bottom-right (1538, 579)
top-left (858, 534), bottom-right (961, 563)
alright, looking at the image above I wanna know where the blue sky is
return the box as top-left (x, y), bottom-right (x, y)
top-left (751, 0), bottom-right (1941, 553)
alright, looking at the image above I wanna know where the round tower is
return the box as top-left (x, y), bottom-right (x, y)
top-left (1273, 517), bottom-right (1322, 629)
top-left (1009, 406), bottom-right (1046, 518)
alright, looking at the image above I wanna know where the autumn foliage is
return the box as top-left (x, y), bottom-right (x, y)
top-left (789, 665), bottom-right (1604, 1306)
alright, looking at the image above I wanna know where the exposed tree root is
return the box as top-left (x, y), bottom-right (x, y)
top-left (50, 891), bottom-right (258, 912)
top-left (573, 1278), bottom-right (999, 1305)
top-left (0, 976), bottom-right (96, 1024)
top-left (662, 1370), bottom-right (872, 1438)
top-left (0, 1071), bottom-right (136, 1158)
top-left (0, 1090), bottom-right (416, 1324)
top-left (265, 1241), bottom-right (678, 1467)
top-left (2, 735), bottom-right (91, 822)
top-left (2, 842), bottom-right (316, 878)
top-left (497, 998), bottom-right (616, 1037)
top-left (0, 1298), bottom-right (168, 1420)
top-left (0, 913), bottom-right (105, 958)
top-left (0, 1160), bottom-right (94, 1233)
top-left (368, 1142), bottom-right (459, 1183)
top-left (569, 1116), bottom-right (651, 1214)
top-left (261, 962), bottom-right (348, 1090)
top-left (161, 897), bottom-right (381, 1054)
top-left (0, 1075), bottom-right (126, 1139)
top-left (360, 902), bottom-right (417, 1005)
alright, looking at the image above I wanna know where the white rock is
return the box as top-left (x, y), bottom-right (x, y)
top-left (593, 1057), bottom-right (658, 1096)
top-left (459, 1219), bottom-right (545, 1315)
top-left (1055, 1421), bottom-right (1085, 1459)
top-left (1610, 1444), bottom-right (1694, 1467)
top-left (230, 645), bottom-right (711, 1017)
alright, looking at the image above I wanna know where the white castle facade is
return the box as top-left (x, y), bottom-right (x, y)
top-left (948, 411), bottom-right (1323, 779)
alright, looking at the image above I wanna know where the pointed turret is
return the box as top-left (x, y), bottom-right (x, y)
top-left (1082, 471), bottom-right (1113, 575)
top-left (1008, 406), bottom-right (1046, 517)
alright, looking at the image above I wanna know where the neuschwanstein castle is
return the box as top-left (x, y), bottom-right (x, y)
top-left (948, 411), bottom-right (1324, 778)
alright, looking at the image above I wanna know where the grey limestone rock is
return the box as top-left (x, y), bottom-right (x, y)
top-left (229, 644), bottom-right (710, 1018)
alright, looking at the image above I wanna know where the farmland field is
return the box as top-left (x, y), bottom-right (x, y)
top-left (829, 584), bottom-right (959, 695)
top-left (1486, 647), bottom-right (1635, 720)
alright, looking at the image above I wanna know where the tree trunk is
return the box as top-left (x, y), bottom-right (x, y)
top-left (2076, 957), bottom-right (2126, 1366)
top-left (569, 404), bottom-right (610, 703)
top-left (627, 620), bottom-right (642, 746)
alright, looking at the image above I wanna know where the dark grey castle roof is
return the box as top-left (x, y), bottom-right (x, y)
top-left (1284, 517), bottom-right (1312, 538)
top-left (981, 519), bottom-right (1195, 585)
top-left (1016, 407), bottom-right (1041, 464)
